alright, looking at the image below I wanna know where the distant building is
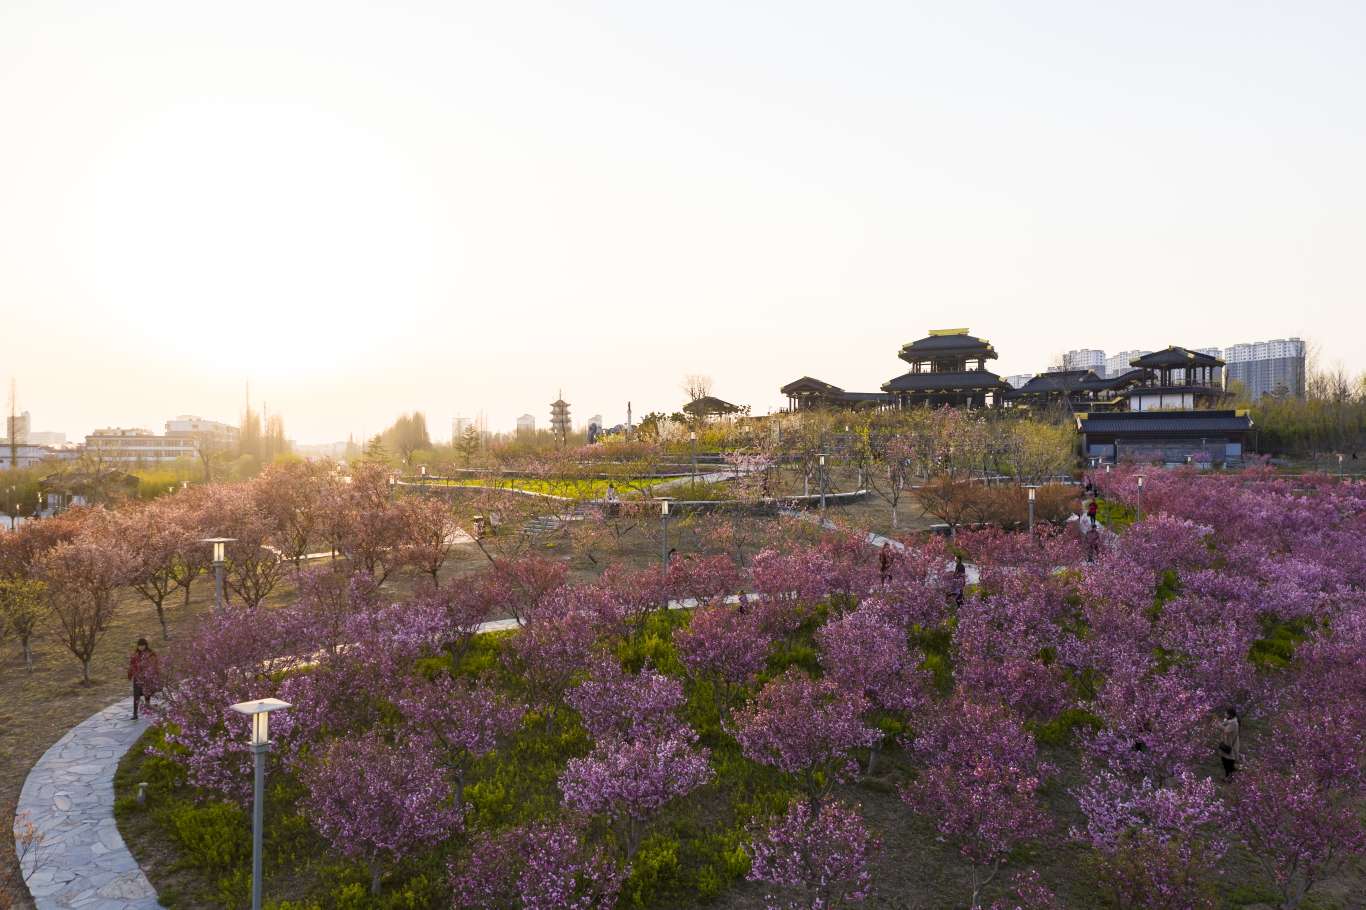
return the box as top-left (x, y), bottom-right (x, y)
top-left (84, 428), bottom-right (198, 463)
top-left (27, 431), bottom-right (66, 446)
top-left (516, 414), bottom-right (536, 434)
top-left (6, 411), bottom-right (30, 443)
top-left (1062, 349), bottom-right (1107, 377)
top-left (1004, 374), bottom-right (1035, 389)
top-left (1106, 350), bottom-right (1151, 380)
top-left (165, 415), bottom-right (239, 448)
top-left (1223, 337), bottom-right (1306, 400)
top-left (1, 443), bottom-right (78, 470)
top-left (549, 396), bottom-right (571, 443)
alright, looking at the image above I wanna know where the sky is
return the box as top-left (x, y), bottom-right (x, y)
top-left (2, 1), bottom-right (1363, 443)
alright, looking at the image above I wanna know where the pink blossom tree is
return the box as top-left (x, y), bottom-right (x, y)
top-left (398, 674), bottom-right (524, 812)
top-left (675, 603), bottom-right (773, 721)
top-left (733, 668), bottom-right (881, 808)
top-left (451, 820), bottom-right (623, 910)
top-left (303, 732), bottom-right (462, 895)
top-left (902, 699), bottom-right (1051, 909)
top-left (747, 797), bottom-right (879, 910)
top-left (1072, 769), bottom-right (1227, 910)
top-left (559, 729), bottom-right (713, 858)
top-left (38, 530), bottom-right (134, 684)
top-left (566, 660), bottom-right (686, 740)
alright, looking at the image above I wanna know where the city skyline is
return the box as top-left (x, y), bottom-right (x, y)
top-left (3, 2), bottom-right (1364, 443)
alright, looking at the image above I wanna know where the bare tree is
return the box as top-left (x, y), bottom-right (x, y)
top-left (40, 535), bottom-right (133, 684)
top-left (682, 373), bottom-right (714, 404)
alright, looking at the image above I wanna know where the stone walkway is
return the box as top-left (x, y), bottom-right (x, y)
top-left (15, 697), bottom-right (159, 910)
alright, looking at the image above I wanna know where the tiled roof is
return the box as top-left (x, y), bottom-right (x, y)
top-left (882, 370), bottom-right (1007, 392)
top-left (1079, 413), bottom-right (1252, 434)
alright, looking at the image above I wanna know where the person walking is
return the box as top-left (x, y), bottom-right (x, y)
top-left (1087, 497), bottom-right (1099, 524)
top-left (879, 542), bottom-right (894, 585)
top-left (1217, 707), bottom-right (1241, 779)
top-left (950, 555), bottom-right (967, 606)
top-left (127, 638), bottom-right (160, 720)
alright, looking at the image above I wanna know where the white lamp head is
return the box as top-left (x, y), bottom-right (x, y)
top-left (661, 499), bottom-right (670, 517)
top-left (1137, 476), bottom-right (1145, 489)
top-left (1028, 486), bottom-right (1036, 502)
top-left (201, 537), bottom-right (236, 564)
top-left (229, 697), bottom-right (291, 746)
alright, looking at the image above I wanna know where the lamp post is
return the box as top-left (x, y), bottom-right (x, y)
top-left (387, 474), bottom-right (397, 501)
top-left (1136, 475), bottom-right (1144, 522)
top-left (818, 454), bottom-right (827, 512)
top-left (201, 538), bottom-right (235, 611)
top-left (1026, 485), bottom-right (1036, 533)
top-left (690, 431), bottom-right (697, 487)
top-left (659, 499), bottom-right (670, 566)
top-left (229, 698), bottom-right (291, 910)
top-left (1339, 453), bottom-right (1345, 479)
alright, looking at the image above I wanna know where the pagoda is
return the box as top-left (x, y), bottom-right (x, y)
top-left (880, 329), bottom-right (1009, 409)
top-left (549, 394), bottom-right (571, 445)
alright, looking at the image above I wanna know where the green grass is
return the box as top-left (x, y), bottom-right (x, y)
top-left (428, 476), bottom-right (671, 499)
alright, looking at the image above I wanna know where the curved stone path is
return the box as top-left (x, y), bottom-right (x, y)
top-left (15, 697), bottom-right (159, 909)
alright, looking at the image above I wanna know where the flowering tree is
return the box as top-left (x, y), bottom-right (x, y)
top-left (816, 604), bottom-right (929, 772)
top-left (198, 484), bottom-right (288, 609)
top-left (503, 606), bottom-right (605, 723)
top-left (451, 820), bottom-right (623, 910)
top-left (117, 500), bottom-right (195, 640)
top-left (303, 732), bottom-right (462, 895)
top-left (675, 603), bottom-right (773, 720)
top-left (487, 554), bottom-right (569, 626)
top-left (1082, 665), bottom-right (1209, 784)
top-left (398, 495), bottom-right (463, 587)
top-left (1072, 770), bottom-right (1226, 910)
top-left (566, 661), bottom-right (686, 741)
top-left (902, 699), bottom-right (1051, 909)
top-left (559, 729), bottom-right (713, 858)
top-left (1227, 701), bottom-right (1366, 909)
top-left (734, 669), bottom-right (881, 808)
top-left (398, 674), bottom-right (524, 811)
top-left (38, 532), bottom-right (133, 684)
top-left (747, 797), bottom-right (878, 910)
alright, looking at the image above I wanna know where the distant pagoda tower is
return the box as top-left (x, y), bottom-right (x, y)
top-left (549, 392), bottom-right (571, 445)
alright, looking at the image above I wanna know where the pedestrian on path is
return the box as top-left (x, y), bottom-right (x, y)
top-left (1087, 498), bottom-right (1099, 524)
top-left (879, 542), bottom-right (894, 585)
top-left (127, 638), bottom-right (160, 720)
top-left (1217, 707), bottom-right (1241, 779)
top-left (950, 555), bottom-right (966, 606)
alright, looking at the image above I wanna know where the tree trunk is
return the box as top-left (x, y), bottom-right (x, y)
top-left (890, 503), bottom-right (898, 529)
top-left (81, 657), bottom-right (92, 685)
top-left (156, 601), bottom-right (170, 640)
top-left (22, 638), bottom-right (33, 672)
top-left (369, 859), bottom-right (383, 895)
top-left (866, 738), bottom-right (882, 776)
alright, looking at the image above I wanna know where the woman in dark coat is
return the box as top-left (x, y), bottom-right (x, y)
top-left (127, 638), bottom-right (160, 720)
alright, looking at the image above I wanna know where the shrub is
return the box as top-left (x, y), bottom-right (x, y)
top-left (165, 801), bottom-right (249, 871)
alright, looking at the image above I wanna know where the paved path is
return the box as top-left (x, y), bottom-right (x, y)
top-left (15, 697), bottom-right (159, 910)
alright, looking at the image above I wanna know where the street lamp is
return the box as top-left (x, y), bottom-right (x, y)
top-left (660, 499), bottom-right (671, 566)
top-left (818, 454), bottom-right (827, 512)
top-left (1026, 485), bottom-right (1037, 533)
top-left (1339, 453), bottom-right (1345, 479)
top-left (387, 475), bottom-right (397, 500)
top-left (201, 538), bottom-right (235, 611)
top-left (229, 698), bottom-right (291, 910)
top-left (1136, 475), bottom-right (1144, 522)
top-left (690, 431), bottom-right (697, 487)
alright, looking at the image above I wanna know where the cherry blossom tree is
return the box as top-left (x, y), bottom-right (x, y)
top-left (303, 732), bottom-right (462, 895)
top-left (1072, 769), bottom-right (1226, 910)
top-left (398, 494), bottom-right (463, 587)
top-left (451, 820), bottom-right (623, 910)
top-left (675, 603), bottom-right (773, 720)
top-left (733, 668), bottom-right (881, 808)
top-left (116, 501), bottom-right (192, 640)
top-left (559, 728), bottom-right (712, 858)
top-left (747, 797), bottom-right (878, 910)
top-left (566, 660), bottom-right (686, 741)
top-left (398, 674), bottom-right (524, 812)
top-left (902, 699), bottom-right (1051, 909)
top-left (38, 531), bottom-right (134, 684)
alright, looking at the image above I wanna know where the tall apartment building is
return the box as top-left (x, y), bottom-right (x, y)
top-left (1105, 350), bottom-right (1151, 378)
top-left (1062, 349), bottom-right (1107, 376)
top-left (1004, 374), bottom-right (1035, 389)
top-left (1223, 337), bottom-right (1306, 401)
top-left (84, 428), bottom-right (198, 463)
top-left (515, 414), bottom-right (536, 434)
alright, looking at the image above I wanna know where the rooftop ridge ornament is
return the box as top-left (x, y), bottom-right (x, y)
top-left (928, 328), bottom-right (970, 336)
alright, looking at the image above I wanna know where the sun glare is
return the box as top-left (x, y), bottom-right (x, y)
top-left (76, 101), bottom-right (445, 377)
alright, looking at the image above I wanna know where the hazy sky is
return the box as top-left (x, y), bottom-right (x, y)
top-left (3, 2), bottom-right (1363, 443)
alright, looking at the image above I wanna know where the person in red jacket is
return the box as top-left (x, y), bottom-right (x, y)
top-left (127, 638), bottom-right (160, 720)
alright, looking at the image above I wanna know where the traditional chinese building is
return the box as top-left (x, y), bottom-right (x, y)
top-left (781, 329), bottom-right (1009, 411)
top-left (549, 395), bottom-right (571, 444)
top-left (1004, 368), bottom-right (1148, 411)
top-left (1076, 347), bottom-right (1252, 466)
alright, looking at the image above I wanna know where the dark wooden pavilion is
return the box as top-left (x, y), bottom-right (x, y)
top-left (880, 329), bottom-right (1009, 408)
